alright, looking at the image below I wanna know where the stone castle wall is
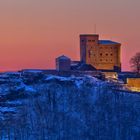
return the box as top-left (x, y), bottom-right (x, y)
top-left (80, 34), bottom-right (121, 71)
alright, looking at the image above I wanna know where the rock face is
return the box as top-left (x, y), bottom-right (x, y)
top-left (0, 73), bottom-right (140, 140)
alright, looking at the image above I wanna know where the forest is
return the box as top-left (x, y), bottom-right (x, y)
top-left (0, 73), bottom-right (140, 140)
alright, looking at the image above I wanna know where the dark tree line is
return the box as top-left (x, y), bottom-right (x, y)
top-left (130, 52), bottom-right (140, 74)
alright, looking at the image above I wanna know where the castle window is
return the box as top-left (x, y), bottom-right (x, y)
top-left (81, 40), bottom-right (84, 42)
top-left (110, 53), bottom-right (113, 56)
top-left (90, 50), bottom-right (93, 54)
top-left (88, 40), bottom-right (91, 42)
top-left (106, 53), bottom-right (108, 56)
top-left (106, 59), bottom-right (108, 61)
top-left (111, 59), bottom-right (112, 61)
top-left (100, 53), bottom-right (102, 56)
top-left (100, 59), bottom-right (102, 61)
top-left (92, 40), bottom-right (95, 42)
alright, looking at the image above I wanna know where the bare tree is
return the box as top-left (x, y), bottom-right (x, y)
top-left (130, 52), bottom-right (140, 74)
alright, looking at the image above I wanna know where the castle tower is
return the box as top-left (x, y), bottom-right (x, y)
top-left (80, 34), bottom-right (99, 63)
top-left (80, 34), bottom-right (121, 72)
top-left (56, 55), bottom-right (71, 71)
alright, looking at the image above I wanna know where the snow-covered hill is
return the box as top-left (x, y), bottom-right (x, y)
top-left (0, 72), bottom-right (140, 140)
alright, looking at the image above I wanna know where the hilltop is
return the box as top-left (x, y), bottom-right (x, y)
top-left (0, 71), bottom-right (140, 139)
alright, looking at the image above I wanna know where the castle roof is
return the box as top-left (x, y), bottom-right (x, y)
top-left (56, 55), bottom-right (71, 60)
top-left (99, 40), bottom-right (120, 45)
top-left (80, 34), bottom-right (99, 36)
top-left (77, 64), bottom-right (96, 71)
top-left (71, 63), bottom-right (96, 71)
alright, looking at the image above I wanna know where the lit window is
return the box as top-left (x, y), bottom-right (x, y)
top-left (90, 50), bottom-right (93, 54)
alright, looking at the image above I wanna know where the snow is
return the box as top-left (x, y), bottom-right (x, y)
top-left (24, 85), bottom-right (36, 93)
top-left (0, 72), bottom-right (139, 139)
top-left (45, 75), bottom-right (71, 81)
top-left (0, 107), bottom-right (16, 113)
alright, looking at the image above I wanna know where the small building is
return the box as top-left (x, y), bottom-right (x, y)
top-left (56, 55), bottom-right (71, 71)
top-left (127, 78), bottom-right (140, 92)
top-left (103, 72), bottom-right (118, 79)
top-left (118, 72), bottom-right (140, 83)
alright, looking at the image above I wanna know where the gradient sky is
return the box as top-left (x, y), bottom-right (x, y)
top-left (0, 0), bottom-right (140, 71)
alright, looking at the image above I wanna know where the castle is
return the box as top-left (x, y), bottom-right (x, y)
top-left (80, 34), bottom-right (121, 72)
top-left (56, 34), bottom-right (121, 72)
top-left (20, 34), bottom-right (140, 92)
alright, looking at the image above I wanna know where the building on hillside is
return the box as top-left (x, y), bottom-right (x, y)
top-left (118, 72), bottom-right (140, 83)
top-left (80, 34), bottom-right (121, 72)
top-left (103, 72), bottom-right (118, 79)
top-left (127, 78), bottom-right (140, 92)
top-left (56, 55), bottom-right (71, 71)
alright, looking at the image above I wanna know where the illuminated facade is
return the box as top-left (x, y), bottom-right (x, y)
top-left (127, 78), bottom-right (140, 92)
top-left (80, 34), bottom-right (121, 72)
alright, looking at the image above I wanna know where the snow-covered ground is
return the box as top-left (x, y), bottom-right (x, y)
top-left (0, 72), bottom-right (139, 140)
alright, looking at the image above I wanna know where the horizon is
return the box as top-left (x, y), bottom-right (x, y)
top-left (0, 0), bottom-right (140, 71)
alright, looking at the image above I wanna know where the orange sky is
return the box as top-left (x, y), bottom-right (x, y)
top-left (0, 0), bottom-right (140, 71)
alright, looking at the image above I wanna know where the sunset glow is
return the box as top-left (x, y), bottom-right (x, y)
top-left (0, 0), bottom-right (140, 71)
